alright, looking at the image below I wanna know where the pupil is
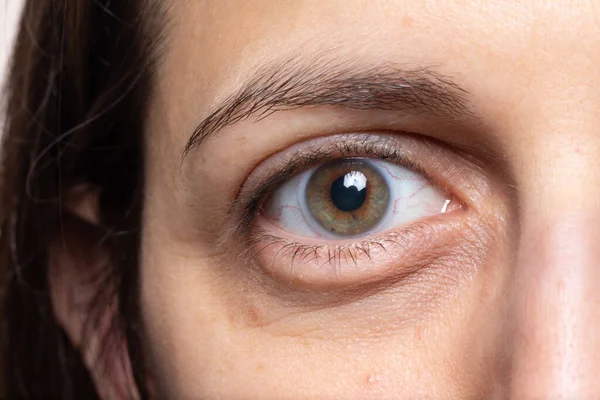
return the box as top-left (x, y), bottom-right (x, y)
top-left (330, 170), bottom-right (367, 212)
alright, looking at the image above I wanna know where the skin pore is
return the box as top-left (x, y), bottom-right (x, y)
top-left (55, 0), bottom-right (600, 398)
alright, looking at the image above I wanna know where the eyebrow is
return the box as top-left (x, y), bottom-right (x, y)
top-left (183, 56), bottom-right (472, 156)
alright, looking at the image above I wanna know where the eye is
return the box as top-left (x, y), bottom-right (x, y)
top-left (235, 133), bottom-right (476, 289)
top-left (262, 157), bottom-right (452, 240)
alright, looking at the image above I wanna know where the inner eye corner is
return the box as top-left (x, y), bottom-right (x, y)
top-left (440, 182), bottom-right (470, 210)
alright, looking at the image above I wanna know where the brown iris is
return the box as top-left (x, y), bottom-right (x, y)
top-left (306, 159), bottom-right (390, 236)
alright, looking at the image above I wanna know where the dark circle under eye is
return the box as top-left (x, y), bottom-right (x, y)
top-left (306, 159), bottom-right (390, 236)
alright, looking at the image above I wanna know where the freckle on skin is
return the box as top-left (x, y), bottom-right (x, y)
top-left (247, 303), bottom-right (265, 326)
top-left (413, 326), bottom-right (423, 341)
top-left (363, 370), bottom-right (386, 391)
top-left (402, 15), bottom-right (414, 28)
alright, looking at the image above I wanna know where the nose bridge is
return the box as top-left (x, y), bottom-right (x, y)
top-left (508, 136), bottom-right (600, 398)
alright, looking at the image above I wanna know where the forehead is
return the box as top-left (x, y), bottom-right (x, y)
top-left (161, 1), bottom-right (600, 73)
top-left (152, 1), bottom-right (600, 146)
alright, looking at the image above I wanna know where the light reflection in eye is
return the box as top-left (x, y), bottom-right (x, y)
top-left (262, 157), bottom-right (451, 240)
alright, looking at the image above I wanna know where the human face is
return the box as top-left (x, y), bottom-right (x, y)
top-left (140, 1), bottom-right (600, 398)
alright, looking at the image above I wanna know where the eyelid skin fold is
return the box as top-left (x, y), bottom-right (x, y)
top-left (225, 132), bottom-right (493, 291)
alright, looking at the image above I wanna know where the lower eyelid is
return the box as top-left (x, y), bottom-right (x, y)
top-left (249, 211), bottom-right (473, 290)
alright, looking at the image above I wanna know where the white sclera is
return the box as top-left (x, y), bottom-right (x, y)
top-left (263, 159), bottom-right (449, 239)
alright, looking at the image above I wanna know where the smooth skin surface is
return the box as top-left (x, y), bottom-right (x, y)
top-left (65, 0), bottom-right (600, 398)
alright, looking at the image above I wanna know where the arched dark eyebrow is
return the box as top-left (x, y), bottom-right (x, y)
top-left (182, 57), bottom-right (472, 156)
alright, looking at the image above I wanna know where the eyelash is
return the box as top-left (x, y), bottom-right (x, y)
top-left (245, 225), bottom-right (424, 275)
top-left (234, 133), bottom-right (459, 275)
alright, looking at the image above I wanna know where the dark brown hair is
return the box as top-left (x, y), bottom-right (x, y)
top-left (0, 0), bottom-right (163, 398)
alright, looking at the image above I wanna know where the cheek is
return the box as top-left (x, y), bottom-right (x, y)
top-left (138, 231), bottom-right (508, 399)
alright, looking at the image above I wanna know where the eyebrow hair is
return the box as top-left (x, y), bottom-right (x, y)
top-left (182, 56), bottom-right (472, 156)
